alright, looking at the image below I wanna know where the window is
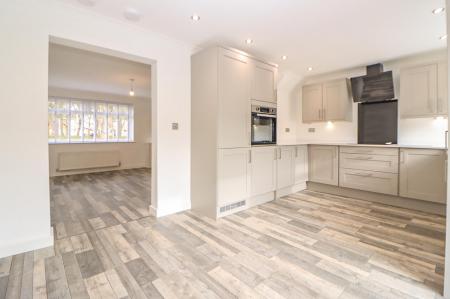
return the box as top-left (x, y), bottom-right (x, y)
top-left (48, 98), bottom-right (134, 143)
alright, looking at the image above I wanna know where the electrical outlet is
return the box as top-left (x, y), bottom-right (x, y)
top-left (285, 128), bottom-right (290, 133)
top-left (308, 128), bottom-right (315, 133)
top-left (172, 123), bottom-right (179, 130)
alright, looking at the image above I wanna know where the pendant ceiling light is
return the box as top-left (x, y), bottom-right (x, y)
top-left (129, 79), bottom-right (135, 96)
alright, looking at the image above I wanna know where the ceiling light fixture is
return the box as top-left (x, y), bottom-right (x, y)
top-left (129, 79), bottom-right (135, 97)
top-left (190, 14), bottom-right (200, 21)
top-left (307, 67), bottom-right (313, 71)
top-left (440, 34), bottom-right (448, 40)
top-left (432, 7), bottom-right (445, 14)
top-left (124, 8), bottom-right (141, 22)
top-left (245, 38), bottom-right (253, 44)
top-left (281, 55), bottom-right (288, 60)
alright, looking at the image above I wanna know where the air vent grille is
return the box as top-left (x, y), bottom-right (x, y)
top-left (219, 200), bottom-right (246, 213)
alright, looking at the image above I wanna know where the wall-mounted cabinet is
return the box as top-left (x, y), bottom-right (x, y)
top-left (400, 62), bottom-right (448, 118)
top-left (302, 78), bottom-right (352, 123)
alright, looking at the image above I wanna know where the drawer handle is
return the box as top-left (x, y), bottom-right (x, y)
top-left (352, 172), bottom-right (373, 177)
top-left (352, 156), bottom-right (373, 160)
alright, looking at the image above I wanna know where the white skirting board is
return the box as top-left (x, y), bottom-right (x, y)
top-left (0, 231), bottom-right (54, 259)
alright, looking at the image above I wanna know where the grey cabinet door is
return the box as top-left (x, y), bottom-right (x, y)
top-left (399, 149), bottom-right (446, 203)
top-left (308, 145), bottom-right (338, 186)
top-left (302, 84), bottom-right (323, 123)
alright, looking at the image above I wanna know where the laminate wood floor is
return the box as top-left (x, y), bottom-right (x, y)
top-left (0, 170), bottom-right (446, 298)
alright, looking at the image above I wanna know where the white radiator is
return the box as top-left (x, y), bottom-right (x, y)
top-left (57, 151), bottom-right (121, 171)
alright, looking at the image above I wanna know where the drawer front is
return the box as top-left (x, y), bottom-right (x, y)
top-left (339, 169), bottom-right (398, 195)
top-left (340, 153), bottom-right (399, 173)
top-left (340, 146), bottom-right (398, 156)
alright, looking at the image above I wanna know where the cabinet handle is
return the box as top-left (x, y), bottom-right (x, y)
top-left (278, 148), bottom-right (282, 160)
top-left (274, 148), bottom-right (277, 160)
top-left (323, 108), bottom-right (326, 120)
top-left (352, 172), bottom-right (373, 177)
top-left (249, 150), bottom-right (252, 163)
top-left (318, 109), bottom-right (321, 120)
top-left (295, 147), bottom-right (298, 158)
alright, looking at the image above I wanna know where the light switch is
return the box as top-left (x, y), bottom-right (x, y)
top-left (172, 123), bottom-right (179, 130)
top-left (308, 128), bottom-right (315, 133)
top-left (285, 128), bottom-right (290, 133)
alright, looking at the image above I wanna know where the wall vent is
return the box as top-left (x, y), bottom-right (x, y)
top-left (219, 200), bottom-right (246, 213)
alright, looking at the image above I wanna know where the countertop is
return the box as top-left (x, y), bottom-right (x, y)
top-left (271, 142), bottom-right (447, 150)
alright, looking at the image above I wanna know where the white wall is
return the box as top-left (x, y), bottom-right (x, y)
top-left (48, 88), bottom-right (151, 177)
top-left (0, 0), bottom-right (192, 258)
top-left (278, 49), bottom-right (448, 147)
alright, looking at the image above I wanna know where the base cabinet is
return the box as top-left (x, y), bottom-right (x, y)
top-left (217, 148), bottom-right (251, 207)
top-left (277, 146), bottom-right (295, 188)
top-left (294, 145), bottom-right (308, 184)
top-left (309, 145), bottom-right (339, 186)
top-left (251, 147), bottom-right (277, 196)
top-left (399, 149), bottom-right (447, 203)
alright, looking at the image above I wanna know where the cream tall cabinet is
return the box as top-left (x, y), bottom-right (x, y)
top-left (400, 62), bottom-right (448, 117)
top-left (302, 79), bottom-right (352, 123)
top-left (294, 145), bottom-right (308, 184)
top-left (191, 47), bottom-right (278, 218)
top-left (251, 147), bottom-right (277, 196)
top-left (308, 145), bottom-right (339, 186)
top-left (399, 148), bottom-right (447, 203)
top-left (276, 147), bottom-right (295, 189)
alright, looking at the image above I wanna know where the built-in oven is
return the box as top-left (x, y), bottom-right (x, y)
top-left (251, 104), bottom-right (277, 145)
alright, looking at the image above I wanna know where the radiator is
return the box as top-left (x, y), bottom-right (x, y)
top-left (57, 151), bottom-right (121, 171)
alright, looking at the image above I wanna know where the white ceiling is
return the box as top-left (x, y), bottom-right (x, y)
top-left (49, 43), bottom-right (151, 98)
top-left (57, 0), bottom-right (447, 77)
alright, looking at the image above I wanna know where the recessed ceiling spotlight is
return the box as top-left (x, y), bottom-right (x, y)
top-left (307, 66), bottom-right (313, 71)
top-left (440, 34), bottom-right (448, 40)
top-left (77, 0), bottom-right (96, 6)
top-left (432, 7), bottom-right (445, 14)
top-left (281, 55), bottom-right (288, 60)
top-left (245, 38), bottom-right (253, 44)
top-left (190, 14), bottom-right (200, 21)
top-left (124, 8), bottom-right (141, 22)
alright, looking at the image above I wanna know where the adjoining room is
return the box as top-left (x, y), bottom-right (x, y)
top-left (48, 42), bottom-right (152, 239)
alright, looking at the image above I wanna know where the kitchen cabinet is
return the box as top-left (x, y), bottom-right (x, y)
top-left (294, 145), bottom-right (308, 184)
top-left (302, 79), bottom-right (352, 123)
top-left (251, 146), bottom-right (277, 196)
top-left (400, 62), bottom-right (447, 118)
top-left (217, 148), bottom-right (251, 207)
top-left (323, 79), bottom-right (352, 121)
top-left (218, 49), bottom-right (251, 148)
top-left (302, 84), bottom-right (323, 122)
top-left (277, 146), bottom-right (295, 188)
top-left (308, 145), bottom-right (339, 186)
top-left (399, 148), bottom-right (446, 203)
top-left (339, 168), bottom-right (398, 195)
top-left (251, 60), bottom-right (277, 103)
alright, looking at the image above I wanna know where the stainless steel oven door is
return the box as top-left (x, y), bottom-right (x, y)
top-left (251, 113), bottom-right (276, 145)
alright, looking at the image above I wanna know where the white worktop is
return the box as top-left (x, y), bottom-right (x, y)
top-left (274, 142), bottom-right (447, 150)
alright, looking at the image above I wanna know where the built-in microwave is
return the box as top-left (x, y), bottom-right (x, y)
top-left (251, 104), bottom-right (277, 145)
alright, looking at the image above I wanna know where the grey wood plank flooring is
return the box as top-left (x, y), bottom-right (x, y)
top-left (0, 169), bottom-right (446, 298)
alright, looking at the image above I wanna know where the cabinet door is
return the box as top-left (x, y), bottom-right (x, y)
top-left (323, 79), bottom-right (351, 121)
top-left (294, 145), bottom-right (308, 184)
top-left (302, 84), bottom-right (323, 122)
top-left (309, 145), bottom-right (339, 186)
top-left (277, 146), bottom-right (295, 189)
top-left (400, 64), bottom-right (438, 117)
top-left (251, 147), bottom-right (277, 196)
top-left (251, 60), bottom-right (277, 103)
top-left (218, 49), bottom-right (251, 148)
top-left (217, 148), bottom-right (251, 206)
top-left (399, 149), bottom-right (446, 203)
top-left (438, 61), bottom-right (448, 115)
